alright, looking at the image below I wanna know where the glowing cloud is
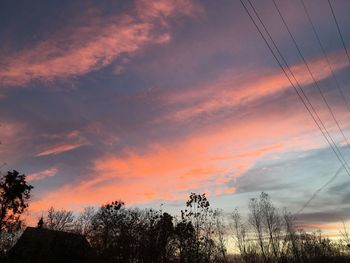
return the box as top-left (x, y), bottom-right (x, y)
top-left (36, 140), bottom-right (89, 156)
top-left (27, 167), bottom-right (58, 182)
top-left (30, 99), bottom-right (328, 212)
top-left (0, 0), bottom-right (201, 88)
top-left (163, 51), bottom-right (349, 122)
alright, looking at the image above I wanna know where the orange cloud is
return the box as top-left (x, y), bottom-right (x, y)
top-left (162, 51), bottom-right (348, 122)
top-left (26, 47), bottom-right (350, 215)
top-left (27, 167), bottom-right (58, 182)
top-left (30, 100), bottom-right (327, 213)
top-left (0, 0), bottom-right (201, 88)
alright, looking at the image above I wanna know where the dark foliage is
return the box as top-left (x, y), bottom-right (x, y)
top-left (0, 170), bottom-right (33, 259)
top-left (0, 170), bottom-right (33, 233)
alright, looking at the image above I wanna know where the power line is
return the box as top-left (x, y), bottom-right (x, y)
top-left (243, 0), bottom-right (350, 215)
top-left (240, 0), bottom-right (350, 176)
top-left (328, 0), bottom-right (350, 64)
top-left (272, 0), bottom-right (350, 154)
top-left (300, 0), bottom-right (350, 112)
top-left (278, 0), bottom-right (350, 215)
top-left (245, 0), bottom-right (348, 167)
top-left (244, 0), bottom-right (350, 174)
top-left (296, 164), bottom-right (344, 214)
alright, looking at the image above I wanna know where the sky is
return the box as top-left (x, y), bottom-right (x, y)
top-left (1, 0), bottom-right (350, 233)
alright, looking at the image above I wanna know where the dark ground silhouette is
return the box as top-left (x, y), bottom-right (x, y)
top-left (7, 227), bottom-right (94, 263)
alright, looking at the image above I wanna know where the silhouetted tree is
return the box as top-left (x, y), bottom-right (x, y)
top-left (297, 230), bottom-right (339, 262)
top-left (259, 192), bottom-right (283, 262)
top-left (156, 212), bottom-right (175, 263)
top-left (231, 208), bottom-right (258, 263)
top-left (247, 192), bottom-right (285, 262)
top-left (180, 193), bottom-right (218, 263)
top-left (138, 209), bottom-right (163, 262)
top-left (283, 211), bottom-right (301, 263)
top-left (340, 221), bottom-right (350, 252)
top-left (132, 209), bottom-right (175, 263)
top-left (90, 200), bottom-right (125, 259)
top-left (74, 206), bottom-right (96, 240)
top-left (0, 170), bottom-right (33, 233)
top-left (45, 206), bottom-right (75, 231)
top-left (0, 170), bottom-right (32, 258)
top-left (248, 195), bottom-right (268, 262)
top-left (214, 209), bottom-right (228, 263)
top-left (90, 202), bottom-right (177, 263)
top-left (229, 192), bottom-right (350, 263)
top-left (175, 220), bottom-right (196, 263)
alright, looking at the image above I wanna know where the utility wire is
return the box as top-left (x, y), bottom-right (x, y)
top-left (241, 0), bottom-right (350, 175)
top-left (300, 0), bottom-right (350, 112)
top-left (328, 0), bottom-right (350, 64)
top-left (272, 0), bottom-right (350, 153)
top-left (296, 164), bottom-right (343, 214)
top-left (243, 0), bottom-right (350, 216)
top-left (246, 0), bottom-right (348, 169)
top-left (245, 0), bottom-right (350, 174)
top-left (283, 0), bottom-right (350, 215)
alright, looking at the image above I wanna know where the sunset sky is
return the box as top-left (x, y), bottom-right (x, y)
top-left (1, 0), bottom-right (350, 232)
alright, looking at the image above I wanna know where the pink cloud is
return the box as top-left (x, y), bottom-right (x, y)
top-left (36, 141), bottom-right (88, 157)
top-left (136, 0), bottom-right (202, 20)
top-left (162, 50), bottom-right (348, 122)
top-left (36, 129), bottom-right (89, 156)
top-left (0, 0), bottom-right (201, 88)
top-left (27, 167), bottom-right (58, 182)
top-left (29, 99), bottom-right (330, 212)
top-left (27, 44), bottom-right (350, 211)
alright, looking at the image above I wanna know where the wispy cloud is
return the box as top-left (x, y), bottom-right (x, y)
top-left (0, 0), bottom-right (201, 88)
top-left (36, 142), bottom-right (88, 157)
top-left (36, 129), bottom-right (89, 156)
top-left (29, 100), bottom-right (330, 211)
top-left (27, 167), bottom-right (58, 182)
top-left (162, 51), bottom-right (348, 122)
top-left (4, 0), bottom-right (350, 233)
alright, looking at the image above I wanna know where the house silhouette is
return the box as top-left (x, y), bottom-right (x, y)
top-left (7, 227), bottom-right (94, 263)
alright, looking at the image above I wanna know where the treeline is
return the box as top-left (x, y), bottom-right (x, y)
top-left (1, 170), bottom-right (350, 262)
top-left (35, 193), bottom-right (350, 263)
top-left (38, 194), bottom-right (226, 263)
top-left (231, 192), bottom-right (350, 263)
